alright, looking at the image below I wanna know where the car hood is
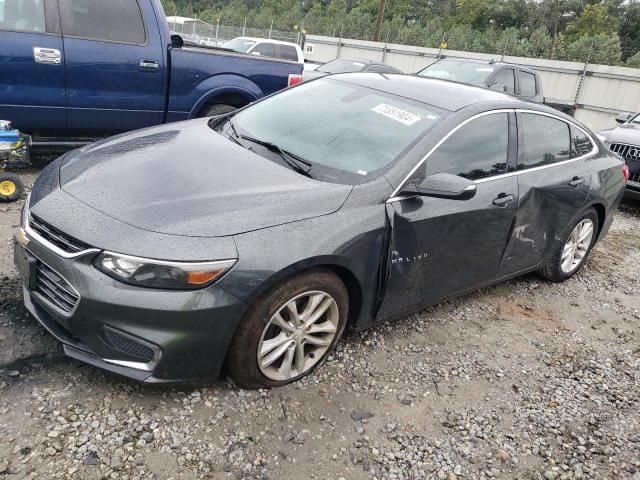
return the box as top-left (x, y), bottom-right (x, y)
top-left (59, 119), bottom-right (352, 238)
top-left (600, 123), bottom-right (640, 146)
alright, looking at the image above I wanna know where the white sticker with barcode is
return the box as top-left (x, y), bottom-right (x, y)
top-left (371, 103), bottom-right (422, 126)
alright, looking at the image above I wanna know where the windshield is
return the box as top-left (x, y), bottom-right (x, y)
top-left (228, 78), bottom-right (444, 181)
top-left (317, 59), bottom-right (368, 74)
top-left (222, 38), bottom-right (256, 52)
top-left (631, 114), bottom-right (640, 124)
top-left (418, 60), bottom-right (494, 85)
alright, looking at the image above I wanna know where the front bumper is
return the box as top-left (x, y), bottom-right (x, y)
top-left (14, 231), bottom-right (247, 383)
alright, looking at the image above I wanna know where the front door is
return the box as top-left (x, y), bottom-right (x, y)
top-left (0, 0), bottom-right (66, 132)
top-left (379, 112), bottom-right (519, 319)
top-left (58, 0), bottom-right (165, 133)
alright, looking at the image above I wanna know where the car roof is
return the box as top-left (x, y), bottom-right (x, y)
top-left (235, 37), bottom-right (300, 47)
top-left (331, 73), bottom-right (546, 112)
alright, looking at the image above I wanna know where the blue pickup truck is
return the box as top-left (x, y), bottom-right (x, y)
top-left (0, 0), bottom-right (302, 144)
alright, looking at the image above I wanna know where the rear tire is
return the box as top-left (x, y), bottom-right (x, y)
top-left (199, 104), bottom-right (237, 118)
top-left (227, 269), bottom-right (349, 389)
top-left (0, 173), bottom-right (24, 203)
top-left (538, 207), bottom-right (598, 282)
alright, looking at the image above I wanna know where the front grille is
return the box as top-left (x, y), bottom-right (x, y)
top-left (29, 214), bottom-right (91, 254)
top-left (103, 329), bottom-right (155, 363)
top-left (35, 263), bottom-right (80, 314)
top-left (610, 143), bottom-right (640, 162)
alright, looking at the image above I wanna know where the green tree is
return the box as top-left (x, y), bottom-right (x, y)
top-left (626, 51), bottom-right (640, 68)
top-left (565, 33), bottom-right (621, 64)
top-left (565, 4), bottom-right (618, 41)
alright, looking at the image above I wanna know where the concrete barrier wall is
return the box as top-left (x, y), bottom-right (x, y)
top-left (304, 35), bottom-right (640, 132)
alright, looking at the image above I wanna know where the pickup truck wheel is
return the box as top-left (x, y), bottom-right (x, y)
top-left (199, 104), bottom-right (237, 118)
top-left (0, 173), bottom-right (24, 203)
top-left (538, 207), bottom-right (598, 282)
top-left (227, 269), bottom-right (349, 389)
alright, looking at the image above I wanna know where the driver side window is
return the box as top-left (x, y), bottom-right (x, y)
top-left (425, 113), bottom-right (510, 181)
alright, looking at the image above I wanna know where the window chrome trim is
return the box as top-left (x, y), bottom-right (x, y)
top-left (388, 108), bottom-right (600, 202)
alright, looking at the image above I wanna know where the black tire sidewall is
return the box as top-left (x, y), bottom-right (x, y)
top-left (200, 104), bottom-right (237, 118)
top-left (544, 207), bottom-right (599, 282)
top-left (0, 173), bottom-right (24, 202)
top-left (227, 269), bottom-right (349, 389)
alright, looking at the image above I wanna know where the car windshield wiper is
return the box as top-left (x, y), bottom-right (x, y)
top-left (239, 133), bottom-right (313, 178)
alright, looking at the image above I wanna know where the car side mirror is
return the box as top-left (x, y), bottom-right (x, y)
top-left (489, 82), bottom-right (507, 93)
top-left (401, 173), bottom-right (477, 200)
top-left (171, 34), bottom-right (184, 49)
top-left (615, 112), bottom-right (633, 124)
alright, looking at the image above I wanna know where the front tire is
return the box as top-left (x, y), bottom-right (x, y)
top-left (539, 207), bottom-right (598, 282)
top-left (227, 269), bottom-right (349, 389)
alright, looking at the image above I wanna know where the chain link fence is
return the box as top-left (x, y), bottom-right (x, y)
top-left (167, 17), bottom-right (302, 47)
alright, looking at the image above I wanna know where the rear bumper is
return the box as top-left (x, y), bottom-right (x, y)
top-left (16, 235), bottom-right (247, 383)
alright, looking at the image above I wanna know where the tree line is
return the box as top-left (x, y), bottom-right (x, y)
top-left (161, 0), bottom-right (640, 67)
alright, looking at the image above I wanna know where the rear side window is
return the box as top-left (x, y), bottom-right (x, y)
top-left (519, 71), bottom-right (537, 97)
top-left (0, 0), bottom-right (46, 33)
top-left (251, 42), bottom-right (275, 58)
top-left (493, 69), bottom-right (515, 94)
top-left (279, 45), bottom-right (299, 62)
top-left (65, 0), bottom-right (146, 44)
top-left (570, 126), bottom-right (594, 158)
top-left (518, 113), bottom-right (570, 169)
top-left (426, 113), bottom-right (509, 181)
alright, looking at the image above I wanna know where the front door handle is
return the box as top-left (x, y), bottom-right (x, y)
top-left (568, 176), bottom-right (585, 188)
top-left (33, 47), bottom-right (61, 65)
top-left (492, 193), bottom-right (515, 207)
top-left (139, 59), bottom-right (159, 70)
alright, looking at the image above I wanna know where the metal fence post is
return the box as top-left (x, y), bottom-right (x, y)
top-left (242, 17), bottom-right (246, 36)
top-left (269, 20), bottom-right (273, 39)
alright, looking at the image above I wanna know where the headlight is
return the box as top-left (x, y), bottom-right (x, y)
top-left (94, 251), bottom-right (236, 290)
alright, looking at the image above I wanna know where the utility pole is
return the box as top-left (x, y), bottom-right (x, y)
top-left (373, 0), bottom-right (386, 42)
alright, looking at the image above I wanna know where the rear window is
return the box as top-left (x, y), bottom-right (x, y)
top-left (66, 0), bottom-right (146, 44)
top-left (0, 0), bottom-right (46, 33)
top-left (279, 45), bottom-right (299, 62)
top-left (519, 71), bottom-right (537, 97)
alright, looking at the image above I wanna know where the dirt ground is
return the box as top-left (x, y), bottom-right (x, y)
top-left (0, 168), bottom-right (639, 480)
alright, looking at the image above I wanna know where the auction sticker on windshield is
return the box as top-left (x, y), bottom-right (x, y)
top-left (372, 103), bottom-right (422, 126)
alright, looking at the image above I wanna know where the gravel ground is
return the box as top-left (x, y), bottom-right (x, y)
top-left (1, 168), bottom-right (639, 480)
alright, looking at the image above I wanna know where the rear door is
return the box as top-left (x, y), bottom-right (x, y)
top-left (498, 111), bottom-right (595, 276)
top-left (379, 112), bottom-right (519, 318)
top-left (59, 0), bottom-right (165, 133)
top-left (0, 0), bottom-right (65, 131)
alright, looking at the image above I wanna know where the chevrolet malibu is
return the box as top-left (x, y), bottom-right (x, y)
top-left (14, 74), bottom-right (627, 388)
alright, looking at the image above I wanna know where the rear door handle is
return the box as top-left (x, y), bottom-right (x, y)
top-left (492, 193), bottom-right (515, 207)
top-left (139, 59), bottom-right (159, 70)
top-left (33, 47), bottom-right (61, 65)
top-left (568, 176), bottom-right (585, 187)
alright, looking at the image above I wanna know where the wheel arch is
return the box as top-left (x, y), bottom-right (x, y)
top-left (241, 257), bottom-right (365, 328)
top-left (586, 201), bottom-right (606, 241)
top-left (189, 85), bottom-right (259, 119)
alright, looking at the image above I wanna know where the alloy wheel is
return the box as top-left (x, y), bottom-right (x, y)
top-left (560, 219), bottom-right (594, 273)
top-left (257, 290), bottom-right (339, 381)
